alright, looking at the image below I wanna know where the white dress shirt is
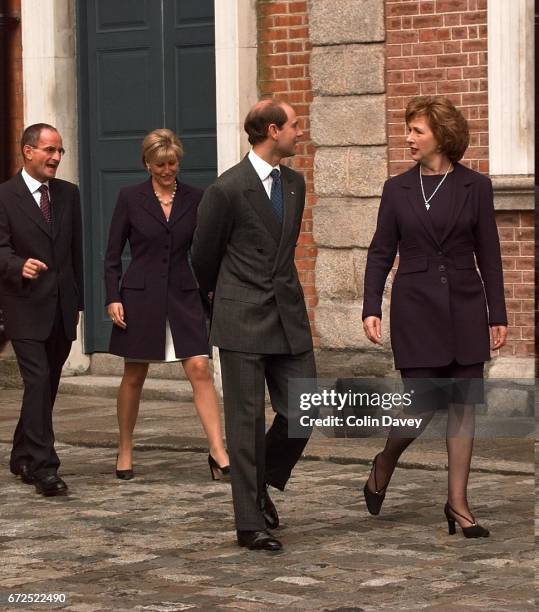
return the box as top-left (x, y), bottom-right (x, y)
top-left (21, 168), bottom-right (50, 208)
top-left (247, 149), bottom-right (280, 198)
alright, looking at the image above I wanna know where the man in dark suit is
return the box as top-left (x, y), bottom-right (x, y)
top-left (0, 123), bottom-right (84, 496)
top-left (192, 100), bottom-right (316, 551)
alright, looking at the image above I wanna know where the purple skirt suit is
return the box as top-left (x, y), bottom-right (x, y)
top-left (104, 178), bottom-right (208, 361)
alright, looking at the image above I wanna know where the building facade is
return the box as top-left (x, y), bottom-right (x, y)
top-left (0, 0), bottom-right (535, 380)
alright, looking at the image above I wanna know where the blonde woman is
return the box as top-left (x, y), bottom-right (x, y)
top-left (104, 129), bottom-right (229, 480)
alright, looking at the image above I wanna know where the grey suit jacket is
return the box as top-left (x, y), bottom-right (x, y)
top-left (191, 156), bottom-right (313, 355)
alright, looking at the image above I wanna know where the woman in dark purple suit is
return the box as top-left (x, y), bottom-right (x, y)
top-left (104, 129), bottom-right (229, 480)
top-left (362, 97), bottom-right (507, 537)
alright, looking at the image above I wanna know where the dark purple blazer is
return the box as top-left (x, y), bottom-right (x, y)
top-left (104, 178), bottom-right (208, 360)
top-left (362, 162), bottom-right (507, 369)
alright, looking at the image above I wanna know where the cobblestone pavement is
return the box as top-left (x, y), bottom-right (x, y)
top-left (0, 390), bottom-right (535, 610)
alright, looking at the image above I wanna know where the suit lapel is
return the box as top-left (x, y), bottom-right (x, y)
top-left (276, 168), bottom-right (297, 255)
top-left (139, 178), bottom-right (168, 227)
top-left (12, 172), bottom-right (52, 238)
top-left (168, 182), bottom-right (196, 229)
top-left (439, 163), bottom-right (472, 244)
top-left (242, 158), bottom-right (282, 245)
top-left (49, 180), bottom-right (66, 239)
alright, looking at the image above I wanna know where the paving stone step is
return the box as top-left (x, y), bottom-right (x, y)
top-left (90, 352), bottom-right (190, 380)
top-left (59, 375), bottom-right (193, 402)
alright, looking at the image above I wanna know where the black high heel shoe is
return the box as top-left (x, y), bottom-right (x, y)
top-left (115, 454), bottom-right (134, 480)
top-left (444, 502), bottom-right (489, 538)
top-left (363, 453), bottom-right (389, 515)
top-left (208, 454), bottom-right (230, 481)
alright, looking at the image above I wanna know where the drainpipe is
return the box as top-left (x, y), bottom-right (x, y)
top-left (0, 0), bottom-right (20, 183)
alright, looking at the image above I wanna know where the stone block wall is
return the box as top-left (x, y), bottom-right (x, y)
top-left (309, 0), bottom-right (392, 374)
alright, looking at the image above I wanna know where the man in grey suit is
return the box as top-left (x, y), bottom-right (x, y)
top-left (192, 99), bottom-right (315, 551)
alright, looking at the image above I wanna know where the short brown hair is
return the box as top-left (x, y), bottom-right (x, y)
top-left (244, 99), bottom-right (289, 145)
top-left (141, 129), bottom-right (183, 166)
top-left (405, 96), bottom-right (469, 162)
top-left (21, 123), bottom-right (58, 156)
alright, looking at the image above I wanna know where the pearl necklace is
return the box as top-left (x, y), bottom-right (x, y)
top-left (154, 183), bottom-right (177, 207)
top-left (420, 163), bottom-right (452, 210)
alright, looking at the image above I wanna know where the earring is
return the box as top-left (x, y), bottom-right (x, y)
top-left (146, 165), bottom-right (151, 172)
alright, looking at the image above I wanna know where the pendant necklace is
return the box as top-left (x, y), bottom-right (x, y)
top-left (420, 163), bottom-right (452, 210)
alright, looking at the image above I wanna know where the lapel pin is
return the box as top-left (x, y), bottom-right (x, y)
top-left (291, 191), bottom-right (295, 195)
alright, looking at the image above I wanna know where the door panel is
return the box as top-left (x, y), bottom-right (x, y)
top-left (164, 0), bottom-right (216, 187)
top-left (95, 0), bottom-right (150, 31)
top-left (77, 0), bottom-right (216, 352)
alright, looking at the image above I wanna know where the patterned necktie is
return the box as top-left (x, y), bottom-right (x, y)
top-left (269, 168), bottom-right (283, 224)
top-left (38, 184), bottom-right (51, 223)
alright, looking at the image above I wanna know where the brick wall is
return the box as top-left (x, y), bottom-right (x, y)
top-left (498, 211), bottom-right (535, 357)
top-left (257, 0), bottom-right (318, 345)
top-left (385, 0), bottom-right (533, 358)
top-left (386, 0), bottom-right (488, 176)
top-left (6, 0), bottom-right (23, 176)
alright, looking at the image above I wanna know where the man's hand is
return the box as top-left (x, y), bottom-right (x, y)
top-left (490, 325), bottom-right (507, 351)
top-left (22, 258), bottom-right (48, 279)
top-left (107, 302), bottom-right (127, 329)
top-left (363, 316), bottom-right (383, 345)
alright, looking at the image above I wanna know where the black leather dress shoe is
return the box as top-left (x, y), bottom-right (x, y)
top-left (10, 462), bottom-right (35, 484)
top-left (237, 530), bottom-right (282, 551)
top-left (34, 474), bottom-right (68, 497)
top-left (260, 486), bottom-right (279, 530)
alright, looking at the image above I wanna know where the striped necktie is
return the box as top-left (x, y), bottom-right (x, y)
top-left (38, 184), bottom-right (51, 223)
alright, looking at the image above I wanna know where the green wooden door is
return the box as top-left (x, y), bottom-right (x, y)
top-left (77, 0), bottom-right (216, 352)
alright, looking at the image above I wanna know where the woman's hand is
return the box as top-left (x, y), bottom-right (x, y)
top-left (107, 302), bottom-right (127, 329)
top-left (363, 316), bottom-right (382, 345)
top-left (490, 325), bottom-right (507, 350)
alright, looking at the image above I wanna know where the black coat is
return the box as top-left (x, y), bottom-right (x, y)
top-left (104, 178), bottom-right (208, 360)
top-left (191, 156), bottom-right (313, 355)
top-left (0, 172), bottom-right (84, 341)
top-left (362, 162), bottom-right (507, 369)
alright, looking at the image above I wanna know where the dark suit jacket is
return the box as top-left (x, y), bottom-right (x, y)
top-left (104, 178), bottom-right (208, 360)
top-left (0, 171), bottom-right (84, 341)
top-left (362, 162), bottom-right (507, 369)
top-left (191, 156), bottom-right (313, 355)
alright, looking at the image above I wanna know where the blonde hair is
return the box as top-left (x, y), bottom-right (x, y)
top-left (141, 128), bottom-right (184, 166)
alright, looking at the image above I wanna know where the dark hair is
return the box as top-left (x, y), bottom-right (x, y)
top-left (405, 96), bottom-right (469, 162)
top-left (21, 123), bottom-right (58, 155)
top-left (244, 99), bottom-right (288, 145)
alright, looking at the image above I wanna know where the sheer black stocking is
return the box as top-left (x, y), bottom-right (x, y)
top-left (366, 403), bottom-right (478, 528)
top-left (366, 407), bottom-right (435, 495)
top-left (446, 403), bottom-right (476, 527)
